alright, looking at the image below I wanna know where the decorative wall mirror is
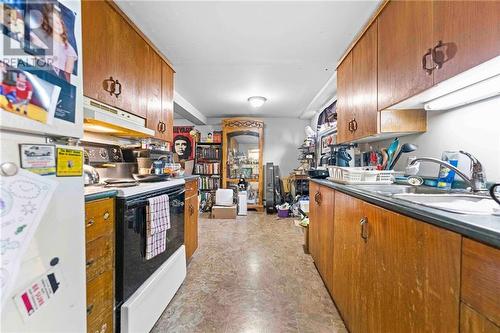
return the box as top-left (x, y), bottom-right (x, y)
top-left (222, 118), bottom-right (264, 211)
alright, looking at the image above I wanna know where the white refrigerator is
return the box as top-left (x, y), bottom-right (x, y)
top-left (1, 0), bottom-right (86, 331)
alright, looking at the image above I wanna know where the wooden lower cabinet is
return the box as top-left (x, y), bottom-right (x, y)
top-left (330, 191), bottom-right (461, 332)
top-left (85, 198), bottom-right (115, 333)
top-left (461, 303), bottom-right (500, 333)
top-left (185, 180), bottom-right (199, 261)
top-left (461, 238), bottom-right (500, 327)
top-left (331, 192), bottom-right (369, 332)
top-left (308, 182), bottom-right (334, 294)
top-left (364, 199), bottom-right (461, 332)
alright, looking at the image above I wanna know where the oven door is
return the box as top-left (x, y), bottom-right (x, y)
top-left (115, 185), bottom-right (185, 305)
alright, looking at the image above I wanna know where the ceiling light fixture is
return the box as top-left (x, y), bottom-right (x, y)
top-left (248, 96), bottom-right (267, 108)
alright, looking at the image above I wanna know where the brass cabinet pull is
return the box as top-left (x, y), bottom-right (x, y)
top-left (103, 211), bottom-right (110, 220)
top-left (114, 79), bottom-right (122, 97)
top-left (102, 77), bottom-right (115, 95)
top-left (314, 191), bottom-right (322, 205)
top-left (157, 122), bottom-right (162, 132)
top-left (422, 48), bottom-right (434, 75)
top-left (86, 259), bottom-right (95, 268)
top-left (360, 217), bottom-right (368, 242)
top-left (161, 122), bottom-right (166, 133)
top-left (352, 118), bottom-right (358, 132)
top-left (431, 40), bottom-right (445, 70)
top-left (86, 304), bottom-right (94, 315)
top-left (86, 218), bottom-right (95, 227)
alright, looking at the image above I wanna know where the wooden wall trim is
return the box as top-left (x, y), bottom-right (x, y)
top-left (337, 0), bottom-right (389, 67)
top-left (106, 0), bottom-right (176, 72)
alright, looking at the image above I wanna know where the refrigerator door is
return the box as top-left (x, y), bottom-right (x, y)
top-left (0, 0), bottom-right (83, 139)
top-left (0, 133), bottom-right (86, 332)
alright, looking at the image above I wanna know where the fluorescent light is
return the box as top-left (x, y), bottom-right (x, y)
top-left (248, 96), bottom-right (267, 108)
top-left (424, 74), bottom-right (500, 111)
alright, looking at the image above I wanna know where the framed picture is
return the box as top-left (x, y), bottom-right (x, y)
top-left (320, 132), bottom-right (336, 154)
top-left (173, 126), bottom-right (195, 160)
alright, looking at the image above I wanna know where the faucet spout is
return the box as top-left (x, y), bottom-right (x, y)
top-left (409, 153), bottom-right (488, 193)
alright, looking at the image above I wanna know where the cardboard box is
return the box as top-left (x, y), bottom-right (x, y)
top-left (211, 205), bottom-right (237, 219)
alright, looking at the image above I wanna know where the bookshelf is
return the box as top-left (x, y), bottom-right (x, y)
top-left (194, 142), bottom-right (222, 211)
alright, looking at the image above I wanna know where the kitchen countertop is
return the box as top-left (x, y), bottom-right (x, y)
top-left (311, 178), bottom-right (500, 248)
top-left (84, 187), bottom-right (118, 202)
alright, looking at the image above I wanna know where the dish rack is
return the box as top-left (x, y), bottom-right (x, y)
top-left (326, 166), bottom-right (395, 185)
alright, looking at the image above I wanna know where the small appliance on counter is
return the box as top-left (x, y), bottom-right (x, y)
top-left (308, 168), bottom-right (329, 179)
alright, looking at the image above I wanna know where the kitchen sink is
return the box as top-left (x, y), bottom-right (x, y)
top-left (354, 184), bottom-right (464, 196)
top-left (392, 193), bottom-right (498, 215)
top-left (353, 184), bottom-right (499, 215)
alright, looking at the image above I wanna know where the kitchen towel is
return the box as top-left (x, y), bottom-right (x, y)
top-left (145, 194), bottom-right (170, 260)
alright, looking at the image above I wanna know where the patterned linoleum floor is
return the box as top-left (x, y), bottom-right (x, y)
top-left (151, 212), bottom-right (347, 333)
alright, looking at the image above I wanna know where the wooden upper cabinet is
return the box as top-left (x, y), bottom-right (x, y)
top-left (432, 1), bottom-right (500, 84)
top-left (377, 0), bottom-right (434, 110)
top-left (161, 62), bottom-right (174, 143)
top-left (336, 52), bottom-right (354, 144)
top-left (146, 50), bottom-right (163, 139)
top-left (82, 1), bottom-right (119, 107)
top-left (351, 22), bottom-right (378, 141)
top-left (82, 1), bottom-right (153, 119)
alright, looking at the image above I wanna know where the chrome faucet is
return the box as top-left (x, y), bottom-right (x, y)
top-left (409, 151), bottom-right (488, 193)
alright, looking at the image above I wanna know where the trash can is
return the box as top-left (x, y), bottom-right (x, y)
top-left (277, 208), bottom-right (289, 218)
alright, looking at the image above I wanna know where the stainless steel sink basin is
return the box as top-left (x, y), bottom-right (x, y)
top-left (355, 184), bottom-right (463, 196)
top-left (353, 184), bottom-right (499, 215)
top-left (392, 193), bottom-right (499, 215)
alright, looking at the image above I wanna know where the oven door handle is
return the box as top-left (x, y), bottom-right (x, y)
top-left (125, 188), bottom-right (186, 209)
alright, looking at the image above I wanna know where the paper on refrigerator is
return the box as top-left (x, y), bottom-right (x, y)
top-left (0, 168), bottom-right (58, 304)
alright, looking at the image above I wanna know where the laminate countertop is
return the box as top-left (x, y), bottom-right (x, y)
top-left (311, 178), bottom-right (500, 248)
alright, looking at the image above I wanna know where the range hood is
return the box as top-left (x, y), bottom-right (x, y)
top-left (83, 97), bottom-right (155, 138)
top-left (390, 55), bottom-right (500, 111)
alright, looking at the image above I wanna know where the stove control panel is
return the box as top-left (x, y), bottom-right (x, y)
top-left (84, 145), bottom-right (122, 164)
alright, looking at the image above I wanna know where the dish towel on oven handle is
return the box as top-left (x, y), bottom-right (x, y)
top-left (145, 194), bottom-right (171, 260)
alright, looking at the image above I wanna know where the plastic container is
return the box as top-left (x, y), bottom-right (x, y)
top-left (327, 166), bottom-right (395, 185)
top-left (277, 208), bottom-right (289, 218)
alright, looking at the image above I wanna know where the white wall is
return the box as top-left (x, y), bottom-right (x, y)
top-left (262, 118), bottom-right (309, 175)
top-left (174, 117), bottom-right (309, 176)
top-left (365, 96), bottom-right (500, 181)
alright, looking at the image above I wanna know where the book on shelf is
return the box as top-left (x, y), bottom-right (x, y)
top-left (194, 162), bottom-right (220, 175)
top-left (196, 146), bottom-right (221, 160)
top-left (198, 175), bottom-right (220, 190)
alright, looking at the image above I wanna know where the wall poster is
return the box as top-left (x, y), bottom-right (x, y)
top-left (173, 126), bottom-right (195, 161)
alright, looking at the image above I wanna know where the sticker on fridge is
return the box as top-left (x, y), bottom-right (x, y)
top-left (0, 168), bottom-right (58, 304)
top-left (19, 144), bottom-right (56, 175)
top-left (0, 61), bottom-right (60, 124)
top-left (13, 267), bottom-right (64, 321)
top-left (56, 147), bottom-right (82, 177)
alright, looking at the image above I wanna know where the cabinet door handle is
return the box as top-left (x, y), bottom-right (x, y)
top-left (157, 122), bottom-right (163, 132)
top-left (103, 211), bottom-right (110, 220)
top-left (360, 217), bottom-right (368, 242)
top-left (86, 259), bottom-right (95, 268)
top-left (161, 122), bottom-right (166, 133)
top-left (314, 191), bottom-right (322, 205)
top-left (431, 40), bottom-right (445, 70)
top-left (103, 77), bottom-right (115, 96)
top-left (348, 120), bottom-right (353, 133)
top-left (422, 48), bottom-right (434, 75)
top-left (86, 218), bottom-right (95, 227)
top-left (86, 304), bottom-right (94, 315)
top-left (352, 118), bottom-right (358, 132)
top-left (114, 79), bottom-right (122, 97)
